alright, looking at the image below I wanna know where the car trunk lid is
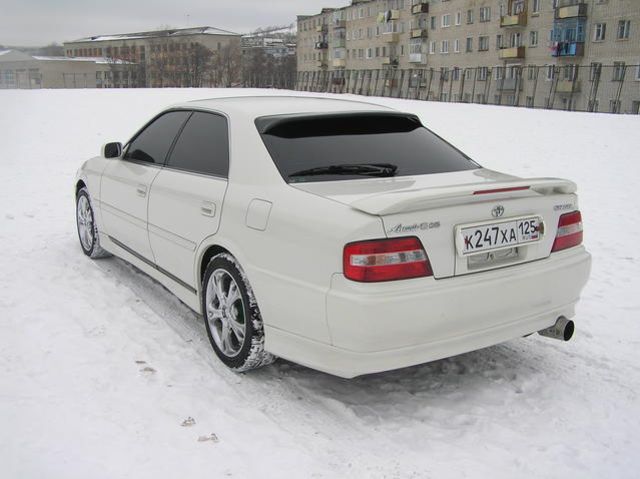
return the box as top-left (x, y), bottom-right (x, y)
top-left (292, 169), bottom-right (578, 278)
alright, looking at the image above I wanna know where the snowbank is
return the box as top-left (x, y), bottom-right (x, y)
top-left (1, 88), bottom-right (639, 478)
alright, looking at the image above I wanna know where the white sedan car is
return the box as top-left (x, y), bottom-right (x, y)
top-left (75, 96), bottom-right (591, 378)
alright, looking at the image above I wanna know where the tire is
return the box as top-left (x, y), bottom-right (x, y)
top-left (202, 253), bottom-right (275, 372)
top-left (76, 187), bottom-right (110, 259)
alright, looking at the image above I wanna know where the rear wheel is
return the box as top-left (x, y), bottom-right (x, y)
top-left (202, 253), bottom-right (275, 372)
top-left (76, 187), bottom-right (110, 259)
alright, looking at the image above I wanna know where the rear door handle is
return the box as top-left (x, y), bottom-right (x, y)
top-left (201, 201), bottom-right (216, 217)
top-left (136, 184), bottom-right (147, 197)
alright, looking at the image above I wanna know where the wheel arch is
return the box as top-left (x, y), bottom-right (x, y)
top-left (199, 244), bottom-right (232, 286)
top-left (75, 179), bottom-right (87, 196)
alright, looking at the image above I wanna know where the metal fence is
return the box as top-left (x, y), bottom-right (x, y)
top-left (292, 65), bottom-right (640, 115)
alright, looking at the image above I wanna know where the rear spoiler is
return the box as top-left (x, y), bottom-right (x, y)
top-left (349, 178), bottom-right (577, 215)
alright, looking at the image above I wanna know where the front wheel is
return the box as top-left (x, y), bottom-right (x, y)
top-left (202, 253), bottom-right (275, 372)
top-left (76, 187), bottom-right (110, 259)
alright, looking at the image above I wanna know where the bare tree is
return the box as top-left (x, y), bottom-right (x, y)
top-left (37, 42), bottom-right (65, 56)
top-left (212, 43), bottom-right (242, 87)
top-left (183, 43), bottom-right (213, 87)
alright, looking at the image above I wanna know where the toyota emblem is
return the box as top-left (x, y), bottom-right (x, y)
top-left (491, 205), bottom-right (505, 218)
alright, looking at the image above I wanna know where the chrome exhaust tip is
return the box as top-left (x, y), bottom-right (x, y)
top-left (538, 316), bottom-right (574, 342)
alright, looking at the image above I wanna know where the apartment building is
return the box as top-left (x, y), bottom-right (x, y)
top-left (297, 0), bottom-right (640, 111)
top-left (64, 26), bottom-right (241, 87)
top-left (0, 49), bottom-right (131, 89)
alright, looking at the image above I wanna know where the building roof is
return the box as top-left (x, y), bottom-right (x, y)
top-left (32, 55), bottom-right (132, 64)
top-left (69, 26), bottom-right (240, 44)
top-left (0, 49), bottom-right (132, 65)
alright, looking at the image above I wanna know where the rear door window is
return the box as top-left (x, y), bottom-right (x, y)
top-left (124, 111), bottom-right (191, 164)
top-left (256, 113), bottom-right (479, 183)
top-left (166, 112), bottom-right (230, 177)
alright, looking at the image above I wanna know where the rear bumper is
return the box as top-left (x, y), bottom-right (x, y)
top-left (265, 247), bottom-right (591, 378)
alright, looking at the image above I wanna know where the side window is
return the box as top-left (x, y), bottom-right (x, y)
top-left (166, 112), bottom-right (229, 177)
top-left (125, 111), bottom-right (190, 164)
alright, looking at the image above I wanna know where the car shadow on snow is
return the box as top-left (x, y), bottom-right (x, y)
top-left (96, 255), bottom-right (550, 423)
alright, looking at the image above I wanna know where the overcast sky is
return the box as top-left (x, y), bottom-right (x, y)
top-left (0, 0), bottom-right (346, 46)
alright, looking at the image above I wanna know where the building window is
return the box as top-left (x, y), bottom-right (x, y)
top-left (430, 41), bottom-right (436, 54)
top-left (455, 12), bottom-right (462, 26)
top-left (454, 39), bottom-right (460, 53)
top-left (609, 99), bottom-right (621, 113)
top-left (442, 14), bottom-right (451, 28)
top-left (511, 32), bottom-right (522, 47)
top-left (452, 67), bottom-right (460, 81)
top-left (593, 23), bottom-right (606, 42)
top-left (441, 40), bottom-right (449, 54)
top-left (532, 0), bottom-right (540, 14)
top-left (530, 31), bottom-right (539, 47)
top-left (479, 7), bottom-right (491, 22)
top-left (496, 34), bottom-right (503, 49)
top-left (590, 62), bottom-right (602, 81)
top-left (612, 62), bottom-right (626, 81)
top-left (478, 36), bottom-right (489, 51)
top-left (617, 20), bottom-right (631, 40)
top-left (430, 16), bottom-right (437, 30)
top-left (546, 65), bottom-right (556, 81)
top-left (478, 67), bottom-right (488, 81)
top-left (467, 9), bottom-right (474, 24)
top-left (466, 37), bottom-right (473, 52)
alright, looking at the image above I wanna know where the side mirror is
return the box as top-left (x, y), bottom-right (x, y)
top-left (102, 142), bottom-right (122, 159)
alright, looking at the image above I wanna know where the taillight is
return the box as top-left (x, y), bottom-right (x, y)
top-left (552, 210), bottom-right (583, 252)
top-left (343, 237), bottom-right (433, 282)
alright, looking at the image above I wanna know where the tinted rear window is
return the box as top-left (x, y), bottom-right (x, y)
top-left (166, 112), bottom-right (229, 177)
top-left (256, 113), bottom-right (479, 183)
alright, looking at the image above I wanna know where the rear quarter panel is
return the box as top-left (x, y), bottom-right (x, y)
top-left (204, 182), bottom-right (385, 345)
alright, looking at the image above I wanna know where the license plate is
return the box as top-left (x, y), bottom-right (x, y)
top-left (458, 217), bottom-right (542, 256)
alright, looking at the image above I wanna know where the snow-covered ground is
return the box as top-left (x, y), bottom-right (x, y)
top-left (1, 88), bottom-right (639, 479)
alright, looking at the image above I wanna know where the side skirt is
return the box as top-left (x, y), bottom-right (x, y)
top-left (101, 233), bottom-right (202, 313)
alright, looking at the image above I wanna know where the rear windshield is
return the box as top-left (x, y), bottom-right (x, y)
top-left (256, 113), bottom-right (479, 183)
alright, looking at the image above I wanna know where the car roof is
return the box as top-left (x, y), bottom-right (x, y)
top-left (171, 95), bottom-right (396, 119)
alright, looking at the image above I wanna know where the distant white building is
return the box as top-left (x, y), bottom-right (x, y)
top-left (63, 26), bottom-right (242, 87)
top-left (0, 49), bottom-right (131, 89)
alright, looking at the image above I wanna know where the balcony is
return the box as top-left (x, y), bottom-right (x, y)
top-left (332, 58), bottom-right (346, 68)
top-left (314, 42), bottom-right (328, 50)
top-left (411, 2), bottom-right (429, 14)
top-left (333, 19), bottom-right (346, 29)
top-left (383, 32), bottom-right (400, 43)
top-left (334, 38), bottom-right (346, 48)
top-left (409, 53), bottom-right (426, 63)
top-left (316, 24), bottom-right (328, 33)
top-left (410, 28), bottom-right (428, 38)
top-left (379, 9), bottom-right (401, 22)
top-left (500, 12), bottom-right (527, 27)
top-left (381, 57), bottom-right (399, 66)
top-left (316, 59), bottom-right (328, 68)
top-left (555, 3), bottom-right (588, 19)
top-left (499, 46), bottom-right (525, 59)
top-left (551, 41), bottom-right (584, 57)
top-left (556, 80), bottom-right (581, 93)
